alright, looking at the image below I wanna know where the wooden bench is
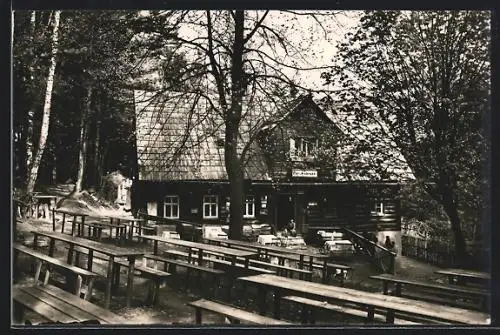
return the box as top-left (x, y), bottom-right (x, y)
top-left (370, 274), bottom-right (490, 311)
top-left (282, 295), bottom-right (423, 325)
top-left (144, 254), bottom-right (225, 295)
top-left (13, 284), bottom-right (127, 324)
top-left (249, 259), bottom-right (313, 281)
top-left (188, 298), bottom-right (292, 325)
top-left (161, 249), bottom-right (275, 276)
top-left (113, 259), bottom-right (171, 305)
top-left (13, 243), bottom-right (100, 300)
top-left (265, 251), bottom-right (352, 285)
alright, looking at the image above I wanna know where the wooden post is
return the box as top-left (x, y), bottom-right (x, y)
top-left (321, 258), bottom-right (328, 283)
top-left (258, 285), bottom-right (267, 316)
top-left (366, 305), bottom-right (375, 323)
top-left (198, 248), bottom-right (203, 267)
top-left (273, 288), bottom-right (282, 319)
top-left (298, 255), bottom-right (304, 270)
top-left (67, 244), bottom-right (74, 265)
top-left (383, 281), bottom-right (389, 295)
top-left (386, 309), bottom-right (395, 324)
top-left (86, 277), bottom-right (94, 301)
top-left (395, 283), bottom-right (402, 296)
top-left (52, 209), bottom-right (56, 231)
top-left (126, 256), bottom-right (135, 308)
top-left (33, 260), bottom-right (42, 285)
top-left (195, 307), bottom-right (202, 324)
top-left (113, 263), bottom-right (121, 289)
top-left (301, 305), bottom-right (309, 324)
top-left (43, 268), bottom-right (50, 285)
top-left (105, 256), bottom-right (115, 309)
top-left (309, 308), bottom-right (316, 325)
top-left (33, 234), bottom-right (39, 251)
top-left (87, 250), bottom-right (94, 271)
top-left (74, 275), bottom-right (82, 296)
top-left (48, 239), bottom-right (55, 257)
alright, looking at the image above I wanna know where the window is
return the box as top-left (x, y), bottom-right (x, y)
top-left (164, 195), bottom-right (179, 219)
top-left (244, 196), bottom-right (255, 218)
top-left (372, 201), bottom-right (385, 216)
top-left (203, 195), bottom-right (218, 219)
top-left (290, 137), bottom-right (318, 160)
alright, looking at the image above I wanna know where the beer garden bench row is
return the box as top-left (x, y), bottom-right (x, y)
top-left (14, 243), bottom-right (100, 300)
top-left (281, 295), bottom-right (425, 325)
top-left (13, 284), bottom-right (126, 325)
top-left (237, 274), bottom-right (490, 325)
top-left (161, 248), bottom-right (311, 280)
top-left (370, 273), bottom-right (490, 311)
top-left (143, 253), bottom-right (226, 296)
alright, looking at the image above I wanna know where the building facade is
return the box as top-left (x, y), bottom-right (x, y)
top-left (131, 91), bottom-right (409, 252)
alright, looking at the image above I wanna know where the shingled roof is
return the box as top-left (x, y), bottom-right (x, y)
top-left (134, 90), bottom-right (271, 181)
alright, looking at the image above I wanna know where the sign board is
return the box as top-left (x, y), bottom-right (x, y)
top-left (292, 169), bottom-right (318, 178)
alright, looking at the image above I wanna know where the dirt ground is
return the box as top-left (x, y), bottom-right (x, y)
top-left (12, 186), bottom-right (451, 325)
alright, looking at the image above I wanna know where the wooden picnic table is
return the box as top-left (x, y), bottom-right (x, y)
top-left (141, 235), bottom-right (258, 269)
top-left (105, 215), bottom-right (145, 241)
top-left (52, 208), bottom-right (89, 236)
top-left (83, 216), bottom-right (129, 243)
top-left (237, 274), bottom-right (490, 325)
top-left (436, 268), bottom-right (491, 286)
top-left (204, 237), bottom-right (330, 281)
top-left (31, 230), bottom-right (143, 309)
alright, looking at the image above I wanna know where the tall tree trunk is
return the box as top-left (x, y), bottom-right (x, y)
top-left (93, 101), bottom-right (102, 187)
top-left (441, 189), bottom-right (468, 266)
top-left (225, 10), bottom-right (245, 240)
top-left (74, 88), bottom-right (93, 193)
top-left (25, 10), bottom-right (61, 194)
top-left (25, 11), bottom-right (37, 184)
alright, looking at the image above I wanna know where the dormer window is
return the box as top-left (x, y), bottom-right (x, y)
top-left (290, 137), bottom-right (318, 161)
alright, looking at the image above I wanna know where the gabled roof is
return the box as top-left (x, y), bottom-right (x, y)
top-left (134, 90), bottom-right (270, 181)
top-left (134, 89), bottom-right (413, 184)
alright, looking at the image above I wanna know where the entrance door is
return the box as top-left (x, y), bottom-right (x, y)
top-left (276, 194), bottom-right (295, 230)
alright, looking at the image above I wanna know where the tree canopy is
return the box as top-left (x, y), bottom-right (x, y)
top-left (321, 10), bottom-right (490, 263)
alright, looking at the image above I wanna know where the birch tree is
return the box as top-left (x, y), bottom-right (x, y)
top-left (25, 10), bottom-right (61, 194)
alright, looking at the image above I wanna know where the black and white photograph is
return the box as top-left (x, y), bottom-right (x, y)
top-left (11, 8), bottom-right (491, 327)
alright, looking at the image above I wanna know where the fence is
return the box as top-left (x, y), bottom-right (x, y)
top-left (401, 234), bottom-right (489, 269)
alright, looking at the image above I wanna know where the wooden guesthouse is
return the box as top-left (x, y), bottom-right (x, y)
top-left (131, 90), bottom-right (412, 253)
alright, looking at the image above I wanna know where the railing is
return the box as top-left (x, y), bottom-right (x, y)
top-left (342, 228), bottom-right (397, 274)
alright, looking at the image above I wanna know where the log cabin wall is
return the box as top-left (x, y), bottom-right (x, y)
top-left (305, 184), bottom-right (401, 233)
top-left (132, 180), bottom-right (271, 226)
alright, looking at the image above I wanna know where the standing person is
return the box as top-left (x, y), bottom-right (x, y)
top-left (385, 236), bottom-right (393, 249)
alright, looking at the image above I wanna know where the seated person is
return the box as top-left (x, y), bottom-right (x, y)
top-left (286, 219), bottom-right (297, 237)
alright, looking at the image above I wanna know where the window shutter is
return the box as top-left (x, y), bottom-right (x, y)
top-left (289, 138), bottom-right (296, 158)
